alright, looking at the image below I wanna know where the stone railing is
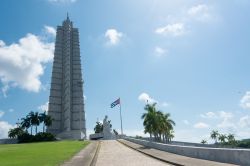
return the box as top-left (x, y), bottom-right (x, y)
top-left (124, 137), bottom-right (250, 165)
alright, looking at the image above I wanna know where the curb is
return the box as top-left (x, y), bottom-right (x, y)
top-left (90, 141), bottom-right (101, 166)
top-left (61, 141), bottom-right (100, 166)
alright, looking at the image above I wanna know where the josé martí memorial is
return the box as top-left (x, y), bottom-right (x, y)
top-left (47, 15), bottom-right (86, 140)
top-left (46, 16), bottom-right (249, 166)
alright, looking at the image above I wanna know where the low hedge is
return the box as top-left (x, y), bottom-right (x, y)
top-left (18, 132), bottom-right (56, 143)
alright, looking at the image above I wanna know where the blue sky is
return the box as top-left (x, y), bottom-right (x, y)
top-left (0, 0), bottom-right (250, 142)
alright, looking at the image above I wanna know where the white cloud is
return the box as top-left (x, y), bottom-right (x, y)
top-left (138, 93), bottom-right (169, 107)
top-left (155, 23), bottom-right (186, 37)
top-left (217, 111), bottom-right (236, 130)
top-left (38, 102), bottom-right (49, 112)
top-left (44, 25), bottom-right (56, 37)
top-left (0, 32), bottom-right (54, 95)
top-left (0, 121), bottom-right (14, 139)
top-left (194, 122), bottom-right (209, 129)
top-left (161, 102), bottom-right (169, 107)
top-left (200, 111), bottom-right (217, 119)
top-left (8, 109), bottom-right (14, 113)
top-left (174, 129), bottom-right (211, 143)
top-left (41, 82), bottom-right (50, 91)
top-left (188, 4), bottom-right (209, 16)
top-left (239, 115), bottom-right (250, 128)
top-left (1, 85), bottom-right (9, 97)
top-left (240, 91), bottom-right (250, 110)
top-left (188, 4), bottom-right (212, 22)
top-left (237, 131), bottom-right (250, 140)
top-left (0, 40), bottom-right (5, 47)
top-left (194, 110), bottom-right (250, 140)
top-left (183, 120), bottom-right (190, 125)
top-left (0, 111), bottom-right (4, 118)
top-left (48, 0), bottom-right (77, 3)
top-left (105, 29), bottom-right (123, 45)
top-left (219, 111), bottom-right (233, 119)
top-left (155, 46), bottom-right (167, 57)
top-left (217, 120), bottom-right (236, 130)
top-left (138, 93), bottom-right (158, 104)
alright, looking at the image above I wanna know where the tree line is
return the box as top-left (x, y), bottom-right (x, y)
top-left (8, 111), bottom-right (53, 141)
top-left (201, 130), bottom-right (237, 146)
top-left (210, 130), bottom-right (236, 145)
top-left (141, 103), bottom-right (175, 143)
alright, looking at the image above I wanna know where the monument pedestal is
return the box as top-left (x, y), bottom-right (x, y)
top-left (56, 130), bottom-right (86, 140)
top-left (89, 115), bottom-right (116, 140)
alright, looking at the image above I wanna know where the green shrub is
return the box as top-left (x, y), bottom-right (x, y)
top-left (18, 132), bottom-right (34, 143)
top-left (34, 132), bottom-right (56, 142)
top-left (17, 132), bottom-right (56, 143)
top-left (135, 135), bottom-right (143, 139)
top-left (237, 140), bottom-right (250, 148)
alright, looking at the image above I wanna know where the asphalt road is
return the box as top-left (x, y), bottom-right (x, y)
top-left (95, 140), bottom-right (170, 166)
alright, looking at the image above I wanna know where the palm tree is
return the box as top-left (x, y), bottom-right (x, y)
top-left (28, 111), bottom-right (35, 135)
top-left (210, 130), bottom-right (219, 144)
top-left (166, 130), bottom-right (175, 142)
top-left (20, 117), bottom-right (31, 132)
top-left (8, 129), bottom-right (16, 138)
top-left (227, 133), bottom-right (236, 145)
top-left (8, 127), bottom-right (24, 138)
top-left (44, 115), bottom-right (53, 131)
top-left (162, 113), bottom-right (175, 143)
top-left (39, 112), bottom-right (46, 132)
top-left (218, 134), bottom-right (227, 144)
top-left (141, 103), bottom-right (158, 140)
top-left (155, 111), bottom-right (164, 141)
top-left (30, 111), bottom-right (40, 134)
top-left (201, 139), bottom-right (207, 144)
top-left (141, 103), bottom-right (175, 142)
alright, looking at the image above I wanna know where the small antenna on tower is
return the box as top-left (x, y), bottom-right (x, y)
top-left (67, 12), bottom-right (69, 20)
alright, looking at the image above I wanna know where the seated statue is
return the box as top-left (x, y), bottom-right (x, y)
top-left (103, 115), bottom-right (112, 140)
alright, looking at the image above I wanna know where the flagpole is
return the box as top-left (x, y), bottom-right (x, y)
top-left (119, 98), bottom-right (123, 135)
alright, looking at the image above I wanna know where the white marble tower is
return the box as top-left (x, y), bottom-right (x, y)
top-left (47, 15), bottom-right (86, 139)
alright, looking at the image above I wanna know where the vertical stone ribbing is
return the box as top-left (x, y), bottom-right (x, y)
top-left (47, 16), bottom-right (86, 139)
top-left (47, 26), bottom-right (63, 134)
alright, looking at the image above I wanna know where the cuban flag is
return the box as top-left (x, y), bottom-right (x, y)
top-left (111, 98), bottom-right (120, 108)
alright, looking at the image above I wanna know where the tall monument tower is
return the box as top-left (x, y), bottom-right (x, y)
top-left (47, 15), bottom-right (86, 139)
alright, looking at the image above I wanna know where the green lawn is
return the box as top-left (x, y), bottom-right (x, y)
top-left (0, 140), bottom-right (89, 166)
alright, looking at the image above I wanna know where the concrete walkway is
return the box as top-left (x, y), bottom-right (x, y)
top-left (118, 139), bottom-right (239, 166)
top-left (95, 140), bottom-right (170, 166)
top-left (61, 141), bottom-right (99, 166)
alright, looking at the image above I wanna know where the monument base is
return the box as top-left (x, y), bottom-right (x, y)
top-left (89, 115), bottom-right (117, 140)
top-left (56, 130), bottom-right (86, 140)
top-left (89, 132), bottom-right (117, 140)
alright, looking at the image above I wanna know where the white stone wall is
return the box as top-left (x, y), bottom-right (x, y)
top-left (125, 137), bottom-right (250, 165)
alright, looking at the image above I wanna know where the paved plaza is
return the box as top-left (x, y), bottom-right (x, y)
top-left (95, 140), bottom-right (170, 166)
top-left (61, 140), bottom-right (240, 166)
